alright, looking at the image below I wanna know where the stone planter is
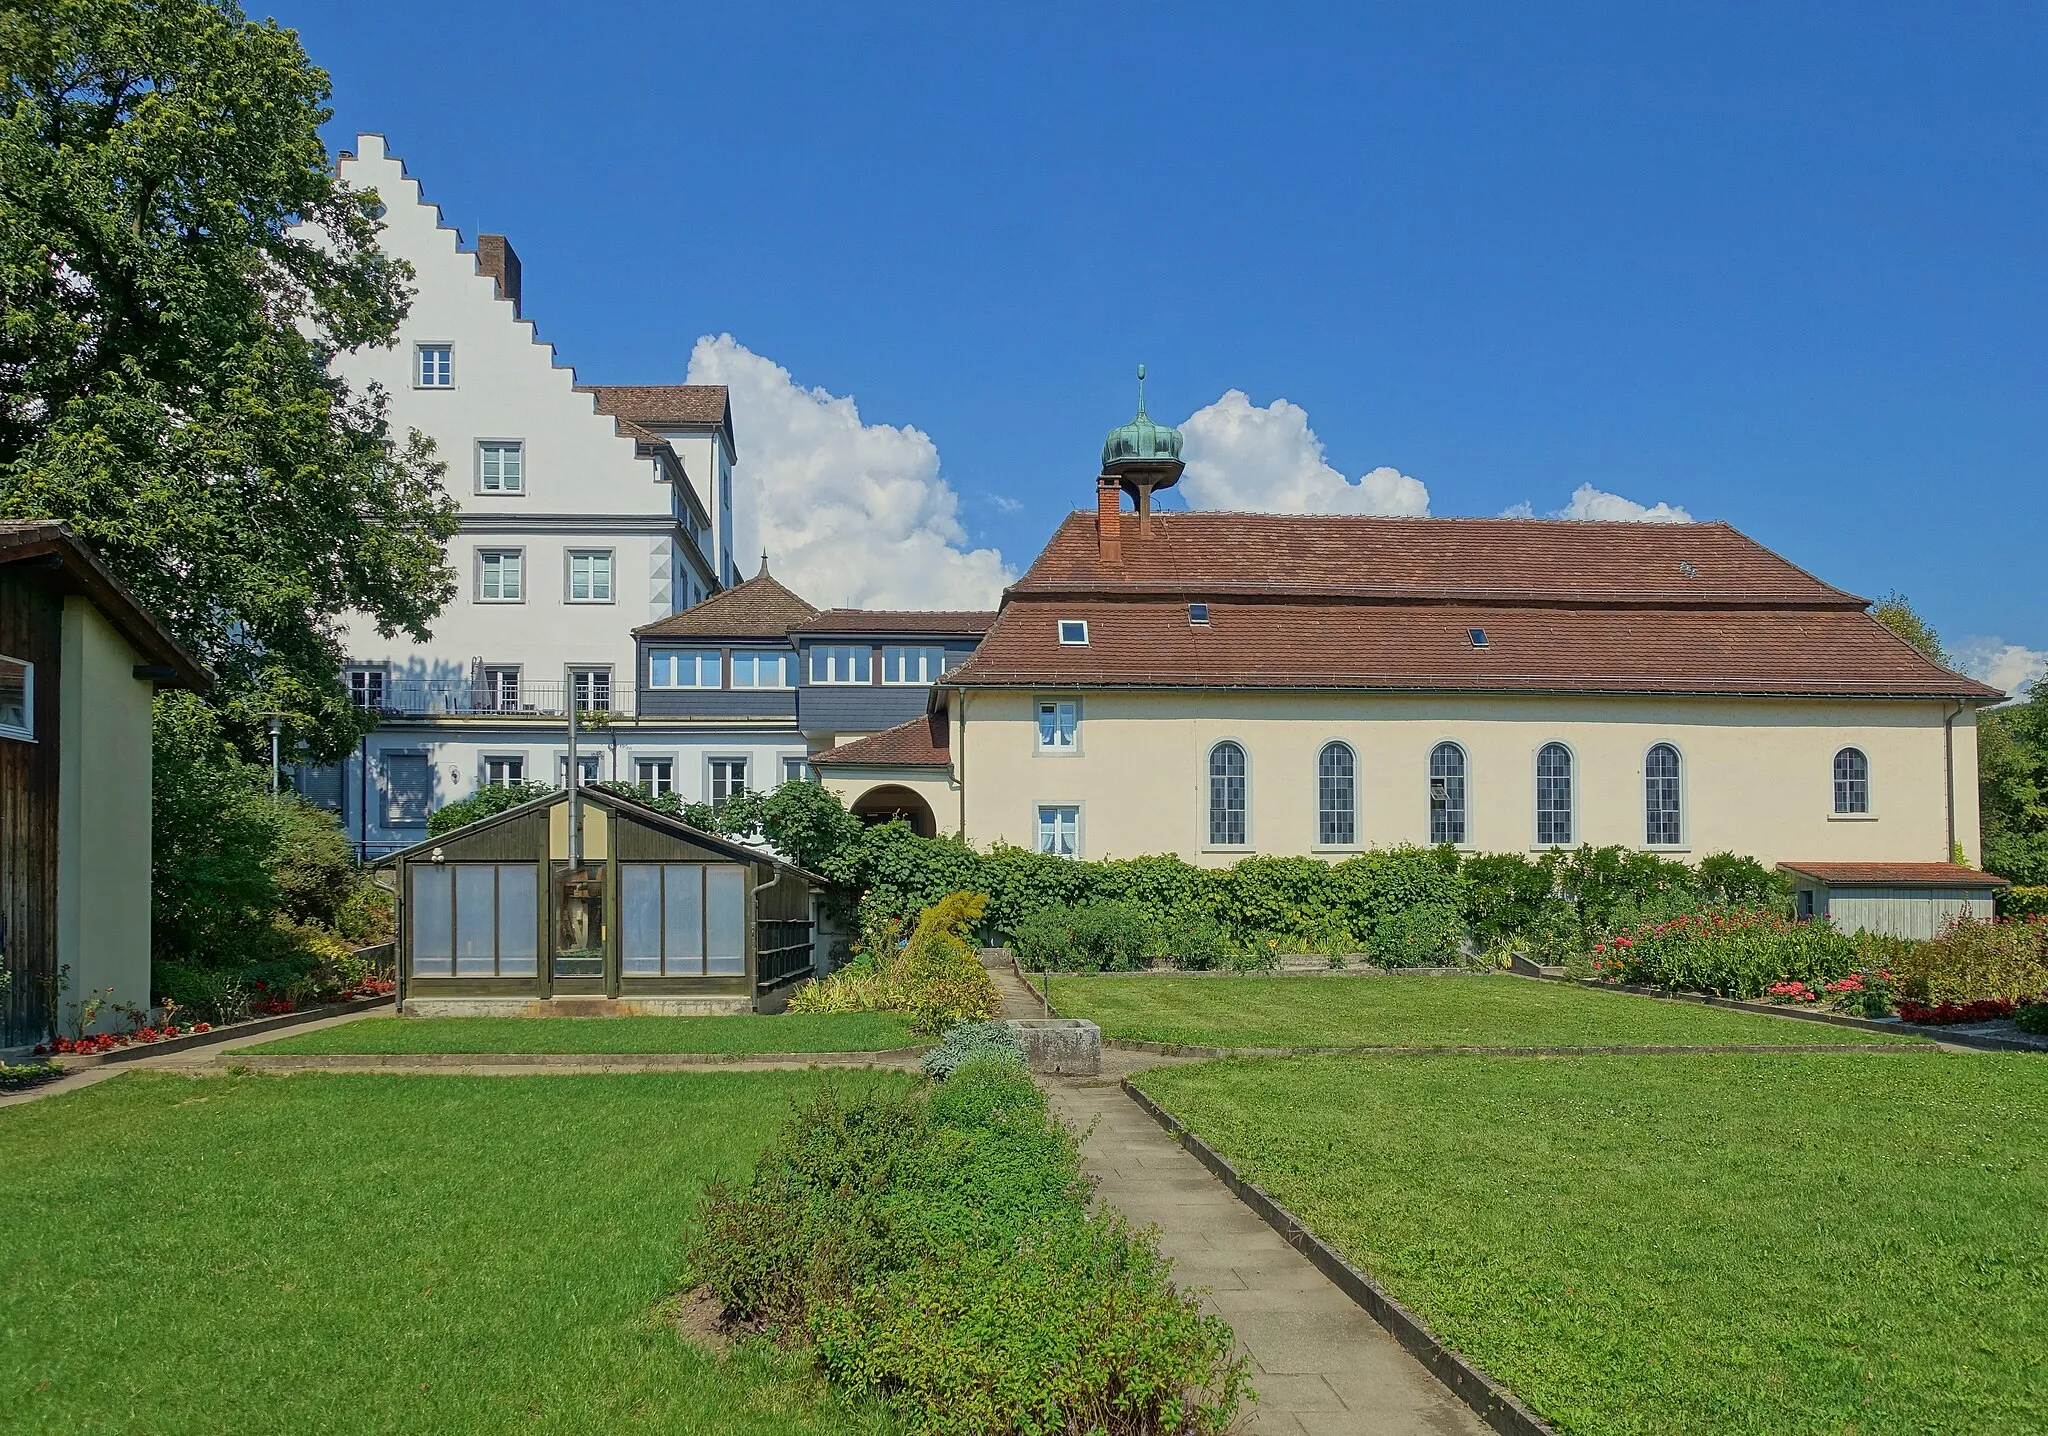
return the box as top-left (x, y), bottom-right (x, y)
top-left (1003, 1017), bottom-right (1102, 1076)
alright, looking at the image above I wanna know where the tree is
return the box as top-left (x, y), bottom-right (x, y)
top-left (1870, 591), bottom-right (1949, 666)
top-left (0, 0), bottom-right (456, 763)
top-left (1980, 697), bottom-right (2048, 885)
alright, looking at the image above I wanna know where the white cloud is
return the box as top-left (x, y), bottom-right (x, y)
top-left (988, 494), bottom-right (1024, 514)
top-left (1953, 636), bottom-right (2048, 698)
top-left (684, 335), bottom-right (1013, 609)
top-left (1178, 390), bottom-right (1430, 517)
top-left (1500, 485), bottom-right (1693, 523)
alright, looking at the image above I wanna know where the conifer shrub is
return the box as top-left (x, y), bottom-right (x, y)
top-left (682, 1065), bottom-right (1246, 1435)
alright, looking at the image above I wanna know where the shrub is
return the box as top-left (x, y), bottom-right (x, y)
top-left (1370, 903), bottom-right (1462, 966)
top-left (1591, 909), bottom-right (1858, 998)
top-left (2014, 1001), bottom-right (2048, 1034)
top-left (684, 1067), bottom-right (1246, 1435)
top-left (920, 1021), bottom-right (1025, 1078)
top-left (1010, 901), bottom-right (1148, 972)
top-left (426, 781), bottom-right (556, 836)
top-left (790, 892), bottom-right (1000, 1035)
top-left (1147, 910), bottom-right (1228, 969)
top-left (2001, 885), bottom-right (2048, 920)
top-left (1887, 914), bottom-right (2048, 1007)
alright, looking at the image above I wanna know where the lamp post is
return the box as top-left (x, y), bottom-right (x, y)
top-left (268, 716), bottom-right (283, 797)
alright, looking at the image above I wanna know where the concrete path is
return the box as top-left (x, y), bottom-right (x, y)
top-left (1044, 1074), bottom-right (1485, 1435)
top-left (989, 965), bottom-right (1484, 1435)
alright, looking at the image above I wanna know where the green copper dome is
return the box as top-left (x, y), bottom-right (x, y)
top-left (1101, 364), bottom-right (1183, 469)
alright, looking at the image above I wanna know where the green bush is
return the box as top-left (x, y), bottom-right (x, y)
top-left (1009, 901), bottom-right (1149, 971)
top-left (1147, 910), bottom-right (1228, 969)
top-left (426, 781), bottom-right (555, 836)
top-left (920, 1021), bottom-right (1025, 1078)
top-left (1888, 915), bottom-right (2048, 1007)
top-left (1371, 903), bottom-right (1463, 966)
top-left (790, 892), bottom-right (1000, 1035)
top-left (2000, 885), bottom-right (2048, 920)
top-left (2015, 1001), bottom-right (2048, 1034)
top-left (1592, 909), bottom-right (1859, 998)
top-left (684, 1065), bottom-right (1246, 1435)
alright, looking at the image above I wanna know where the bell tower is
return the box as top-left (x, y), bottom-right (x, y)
top-left (1098, 363), bottom-right (1185, 534)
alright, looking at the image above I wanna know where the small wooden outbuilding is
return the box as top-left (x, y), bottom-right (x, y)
top-left (382, 785), bottom-right (824, 1016)
top-left (1779, 861), bottom-right (2010, 941)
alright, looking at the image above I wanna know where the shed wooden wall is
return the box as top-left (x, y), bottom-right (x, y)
top-left (0, 567), bottom-right (63, 1047)
top-left (1820, 886), bottom-right (1995, 940)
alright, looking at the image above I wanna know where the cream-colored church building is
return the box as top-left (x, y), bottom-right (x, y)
top-left (815, 395), bottom-right (1999, 875)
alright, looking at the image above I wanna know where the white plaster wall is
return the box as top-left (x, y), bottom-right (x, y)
top-left (328, 134), bottom-right (710, 696)
top-left (955, 688), bottom-right (1979, 868)
top-left (56, 599), bottom-right (154, 1030)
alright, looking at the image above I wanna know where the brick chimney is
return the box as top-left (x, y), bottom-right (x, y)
top-left (1096, 477), bottom-right (1124, 567)
top-left (476, 234), bottom-right (522, 318)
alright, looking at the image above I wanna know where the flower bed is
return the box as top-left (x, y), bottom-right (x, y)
top-left (1895, 998), bottom-right (2020, 1026)
top-left (36, 1021), bottom-right (213, 1056)
top-left (1590, 909), bottom-right (1860, 1000)
top-left (0, 1060), bottom-right (65, 1090)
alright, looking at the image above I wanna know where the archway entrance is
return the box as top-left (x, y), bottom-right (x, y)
top-left (850, 785), bottom-right (937, 838)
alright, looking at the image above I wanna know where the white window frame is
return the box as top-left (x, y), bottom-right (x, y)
top-left (568, 666), bottom-right (613, 713)
top-left (1058, 619), bottom-right (1089, 645)
top-left (476, 439), bottom-right (524, 493)
top-left (414, 343), bottom-right (454, 388)
top-left (1206, 739), bottom-right (1251, 850)
top-left (347, 665), bottom-right (388, 712)
top-left (1315, 741), bottom-right (1357, 850)
top-left (782, 755), bottom-right (814, 784)
top-left (0, 654), bottom-right (32, 741)
top-left (647, 648), bottom-right (722, 689)
top-left (478, 665), bottom-right (522, 712)
top-left (808, 645), bottom-right (873, 685)
top-left (881, 645), bottom-right (949, 685)
top-left (557, 752), bottom-right (603, 786)
top-left (634, 756), bottom-right (676, 798)
top-left (1534, 741), bottom-right (1576, 849)
top-left (1831, 746), bottom-right (1875, 818)
top-left (480, 754), bottom-right (527, 788)
top-left (477, 548), bottom-right (524, 603)
top-left (707, 755), bottom-right (748, 807)
top-left (1644, 742), bottom-right (1686, 849)
top-left (731, 650), bottom-right (794, 689)
top-left (1035, 803), bottom-right (1081, 858)
top-left (1428, 740), bottom-right (1470, 847)
top-left (565, 548), bottom-right (614, 604)
top-left (1036, 697), bottom-right (1079, 754)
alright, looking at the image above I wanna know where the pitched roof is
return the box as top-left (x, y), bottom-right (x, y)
top-left (811, 713), bottom-right (950, 768)
top-left (1014, 512), bottom-right (1864, 606)
top-left (579, 384), bottom-right (731, 428)
top-left (795, 609), bottom-right (997, 636)
top-left (633, 569), bottom-right (820, 640)
top-left (941, 511), bottom-right (2000, 701)
top-left (0, 522), bottom-right (211, 691)
top-left (1778, 862), bottom-right (2011, 888)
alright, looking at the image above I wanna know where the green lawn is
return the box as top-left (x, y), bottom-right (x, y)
top-left (240, 1012), bottom-right (919, 1055)
top-left (1047, 973), bottom-right (1919, 1049)
top-left (0, 1071), bottom-right (908, 1436)
top-left (1137, 1052), bottom-right (2048, 1436)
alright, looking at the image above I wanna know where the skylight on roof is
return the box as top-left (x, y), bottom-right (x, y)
top-left (1058, 619), bottom-right (1089, 645)
top-left (1189, 603), bottom-right (1209, 625)
top-left (1469, 628), bottom-right (1489, 648)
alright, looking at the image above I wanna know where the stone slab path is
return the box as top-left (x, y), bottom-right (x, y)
top-left (1044, 1074), bottom-right (1485, 1436)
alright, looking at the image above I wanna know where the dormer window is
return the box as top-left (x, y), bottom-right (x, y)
top-left (1469, 628), bottom-right (1489, 648)
top-left (1058, 619), bottom-right (1089, 645)
top-left (1189, 603), bottom-right (1209, 625)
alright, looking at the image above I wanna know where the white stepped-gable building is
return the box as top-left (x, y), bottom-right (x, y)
top-left (308, 135), bottom-right (807, 853)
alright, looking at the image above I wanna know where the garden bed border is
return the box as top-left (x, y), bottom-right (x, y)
top-left (207, 1047), bottom-right (932, 1070)
top-left (47, 994), bottom-right (395, 1068)
top-left (1121, 1078), bottom-right (1559, 1436)
top-left (1560, 978), bottom-right (2047, 1053)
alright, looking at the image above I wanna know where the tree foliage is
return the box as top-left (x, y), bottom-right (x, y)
top-left (0, 0), bottom-right (456, 762)
top-left (1870, 591), bottom-right (1949, 665)
top-left (1981, 696), bottom-right (2048, 884)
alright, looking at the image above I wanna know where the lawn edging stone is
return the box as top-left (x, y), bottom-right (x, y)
top-left (49, 994), bottom-right (396, 1068)
top-left (1121, 1077), bottom-right (1559, 1436)
top-left (210, 1047), bottom-right (932, 1071)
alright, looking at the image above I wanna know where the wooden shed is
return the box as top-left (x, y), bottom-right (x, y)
top-left (1779, 862), bottom-right (2010, 941)
top-left (382, 785), bottom-right (824, 1016)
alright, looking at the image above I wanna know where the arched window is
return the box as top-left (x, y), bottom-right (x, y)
top-left (1429, 742), bottom-right (1467, 845)
top-left (1644, 744), bottom-right (1682, 846)
top-left (1834, 747), bottom-right (1869, 814)
top-left (1317, 742), bottom-right (1356, 846)
top-left (1209, 741), bottom-right (1247, 846)
top-left (1536, 743), bottom-right (1574, 846)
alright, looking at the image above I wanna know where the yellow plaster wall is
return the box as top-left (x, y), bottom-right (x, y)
top-left (56, 598), bottom-right (155, 1030)
top-left (821, 768), bottom-right (962, 836)
top-left (955, 688), bottom-right (1978, 868)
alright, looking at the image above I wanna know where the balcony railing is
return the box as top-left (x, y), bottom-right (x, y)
top-left (355, 680), bottom-right (627, 719)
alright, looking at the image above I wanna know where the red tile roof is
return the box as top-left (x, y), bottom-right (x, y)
top-left (1778, 862), bottom-right (2011, 887)
top-left (579, 384), bottom-right (730, 427)
top-left (1015, 512), bottom-right (1863, 605)
top-left (633, 570), bottom-right (819, 640)
top-left (941, 512), bottom-right (2000, 700)
top-left (796, 609), bottom-right (997, 635)
top-left (0, 522), bottom-right (211, 691)
top-left (811, 713), bottom-right (950, 768)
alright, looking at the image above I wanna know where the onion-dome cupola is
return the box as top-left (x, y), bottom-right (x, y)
top-left (1098, 364), bottom-right (1184, 528)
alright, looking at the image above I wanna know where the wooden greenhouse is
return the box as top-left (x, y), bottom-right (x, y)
top-left (381, 785), bottom-right (824, 1016)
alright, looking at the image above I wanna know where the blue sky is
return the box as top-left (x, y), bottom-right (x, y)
top-left (283, 1), bottom-right (2046, 684)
